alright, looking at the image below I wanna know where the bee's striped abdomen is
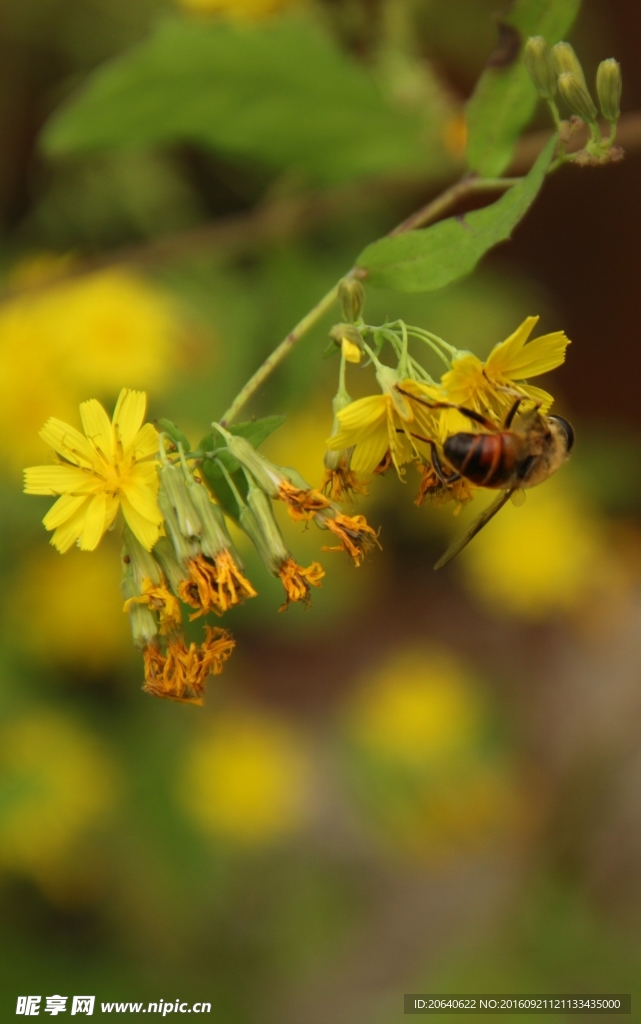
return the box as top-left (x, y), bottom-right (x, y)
top-left (443, 432), bottom-right (520, 488)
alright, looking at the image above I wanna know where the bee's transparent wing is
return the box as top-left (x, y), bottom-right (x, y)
top-left (434, 489), bottom-right (515, 570)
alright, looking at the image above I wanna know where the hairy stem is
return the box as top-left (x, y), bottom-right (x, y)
top-left (220, 175), bottom-right (520, 424)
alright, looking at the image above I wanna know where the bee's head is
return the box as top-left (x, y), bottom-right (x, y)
top-left (548, 415), bottom-right (575, 454)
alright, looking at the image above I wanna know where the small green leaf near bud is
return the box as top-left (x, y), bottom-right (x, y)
top-left (552, 42), bottom-right (587, 88)
top-left (557, 71), bottom-right (598, 124)
top-left (157, 419), bottom-right (191, 452)
top-left (596, 58), bottom-right (622, 123)
top-left (338, 278), bottom-right (365, 323)
top-left (524, 37), bottom-right (557, 100)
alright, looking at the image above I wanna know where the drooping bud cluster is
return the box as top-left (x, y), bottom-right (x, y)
top-left (524, 35), bottom-right (623, 165)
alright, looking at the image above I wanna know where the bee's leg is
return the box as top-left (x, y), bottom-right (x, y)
top-left (396, 388), bottom-right (496, 430)
top-left (407, 431), bottom-right (461, 484)
top-left (428, 441), bottom-right (460, 484)
top-left (504, 398), bottom-right (523, 429)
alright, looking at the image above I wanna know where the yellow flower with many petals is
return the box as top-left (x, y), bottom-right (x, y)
top-left (24, 389), bottom-right (163, 553)
top-left (179, 0), bottom-right (296, 18)
top-left (327, 372), bottom-right (440, 475)
top-left (440, 316), bottom-right (570, 420)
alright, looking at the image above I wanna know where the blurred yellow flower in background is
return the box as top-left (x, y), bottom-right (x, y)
top-left (459, 479), bottom-right (607, 619)
top-left (343, 647), bottom-right (522, 859)
top-left (8, 543), bottom-right (130, 672)
top-left (262, 401), bottom-right (331, 489)
top-left (0, 712), bottom-right (118, 888)
top-left (178, 708), bottom-right (311, 844)
top-left (0, 264), bottom-right (180, 472)
top-left (178, 0), bottom-right (297, 18)
top-left (346, 648), bottom-right (483, 767)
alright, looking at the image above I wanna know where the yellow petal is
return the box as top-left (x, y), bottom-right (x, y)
top-left (351, 424), bottom-right (389, 474)
top-left (335, 395), bottom-right (388, 436)
top-left (487, 320), bottom-right (569, 380)
top-left (43, 493), bottom-right (90, 531)
top-left (485, 316), bottom-right (539, 377)
top-left (23, 464), bottom-right (93, 496)
top-left (393, 426), bottom-right (417, 466)
top-left (131, 422), bottom-right (159, 460)
top-left (113, 389), bottom-right (146, 450)
top-left (516, 383), bottom-right (555, 413)
top-left (50, 503), bottom-right (90, 553)
top-left (440, 354), bottom-right (485, 404)
top-left (499, 330), bottom-right (569, 379)
top-left (78, 492), bottom-right (108, 550)
top-left (79, 399), bottom-right (114, 461)
top-left (103, 493), bottom-right (120, 533)
top-left (341, 338), bottom-right (362, 363)
top-left (121, 496), bottom-right (161, 551)
top-left (121, 471), bottom-right (163, 524)
top-left (39, 418), bottom-right (96, 468)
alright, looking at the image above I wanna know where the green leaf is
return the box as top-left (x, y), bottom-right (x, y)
top-left (466, 0), bottom-right (581, 177)
top-left (156, 419), bottom-right (191, 451)
top-left (199, 415), bottom-right (285, 459)
top-left (357, 135), bottom-right (556, 292)
top-left (41, 16), bottom-right (441, 185)
top-left (200, 454), bottom-right (248, 523)
top-left (198, 416), bottom-right (284, 519)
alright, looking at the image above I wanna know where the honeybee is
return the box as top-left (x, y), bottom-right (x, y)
top-left (400, 390), bottom-right (575, 569)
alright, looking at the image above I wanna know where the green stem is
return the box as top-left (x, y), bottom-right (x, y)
top-left (407, 329), bottom-right (452, 370)
top-left (220, 175), bottom-right (522, 424)
top-left (220, 282), bottom-right (342, 425)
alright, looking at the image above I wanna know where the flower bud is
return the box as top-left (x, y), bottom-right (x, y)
top-left (329, 324), bottom-right (363, 365)
top-left (225, 435), bottom-right (283, 498)
top-left (596, 58), bottom-right (622, 122)
top-left (151, 536), bottom-right (185, 591)
top-left (557, 71), bottom-right (598, 123)
top-left (338, 278), bottom-right (365, 323)
top-left (158, 487), bottom-right (197, 563)
top-left (240, 484), bottom-right (289, 574)
top-left (183, 471), bottom-right (245, 567)
top-left (524, 36), bottom-right (557, 99)
top-left (122, 570), bottom-right (159, 651)
top-left (159, 462), bottom-right (202, 540)
top-left (552, 42), bottom-right (587, 88)
top-left (123, 526), bottom-right (163, 591)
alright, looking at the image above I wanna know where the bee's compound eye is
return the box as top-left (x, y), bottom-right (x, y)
top-left (549, 415), bottom-right (575, 453)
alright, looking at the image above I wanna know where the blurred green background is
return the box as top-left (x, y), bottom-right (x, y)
top-left (1, 0), bottom-right (641, 1020)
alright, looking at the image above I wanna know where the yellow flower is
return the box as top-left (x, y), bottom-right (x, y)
top-left (179, 0), bottom-right (296, 18)
top-left (0, 264), bottom-right (181, 473)
top-left (24, 389), bottom-right (163, 553)
top-left (440, 316), bottom-right (570, 418)
top-left (327, 377), bottom-right (440, 475)
top-left (8, 542), bottom-right (130, 671)
top-left (459, 479), bottom-right (606, 619)
top-left (178, 709), bottom-right (310, 845)
top-left (0, 712), bottom-right (118, 888)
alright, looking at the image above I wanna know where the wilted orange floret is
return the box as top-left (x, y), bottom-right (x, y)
top-left (124, 578), bottom-right (182, 635)
top-left (322, 513), bottom-right (380, 566)
top-left (415, 463), bottom-right (473, 513)
top-left (278, 557), bottom-right (325, 610)
top-left (321, 466), bottom-right (368, 503)
top-left (278, 480), bottom-right (331, 521)
top-left (179, 551), bottom-right (257, 618)
top-left (143, 627), bottom-right (235, 705)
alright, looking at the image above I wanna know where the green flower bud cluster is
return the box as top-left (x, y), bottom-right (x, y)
top-left (524, 36), bottom-right (623, 161)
